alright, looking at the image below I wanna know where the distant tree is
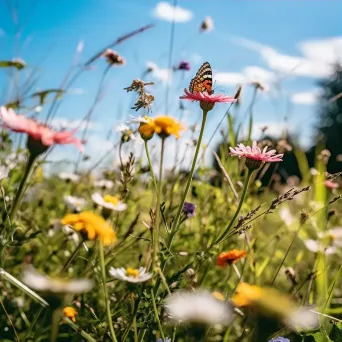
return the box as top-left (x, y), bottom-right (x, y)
top-left (315, 64), bottom-right (342, 173)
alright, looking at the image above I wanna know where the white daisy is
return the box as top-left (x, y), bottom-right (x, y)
top-left (92, 192), bottom-right (127, 211)
top-left (304, 239), bottom-right (336, 255)
top-left (109, 267), bottom-right (152, 283)
top-left (22, 266), bottom-right (93, 294)
top-left (0, 165), bottom-right (9, 181)
top-left (59, 172), bottom-right (80, 183)
top-left (94, 179), bottom-right (114, 189)
top-left (63, 195), bottom-right (86, 212)
top-left (127, 115), bottom-right (150, 124)
top-left (165, 290), bottom-right (233, 325)
top-left (285, 308), bottom-right (319, 331)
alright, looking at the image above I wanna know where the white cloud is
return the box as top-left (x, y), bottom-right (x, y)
top-left (291, 91), bottom-right (319, 105)
top-left (299, 37), bottom-right (342, 64)
top-left (215, 66), bottom-right (275, 90)
top-left (215, 72), bottom-right (245, 86)
top-left (153, 2), bottom-right (193, 23)
top-left (146, 61), bottom-right (171, 84)
top-left (228, 35), bottom-right (342, 78)
top-left (50, 118), bottom-right (102, 131)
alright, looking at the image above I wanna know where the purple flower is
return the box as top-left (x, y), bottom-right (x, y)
top-left (156, 338), bottom-right (171, 342)
top-left (175, 61), bottom-right (191, 71)
top-left (183, 202), bottom-right (196, 218)
top-left (268, 337), bottom-right (290, 342)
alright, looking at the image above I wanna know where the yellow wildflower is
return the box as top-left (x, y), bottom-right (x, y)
top-left (231, 282), bottom-right (263, 307)
top-left (63, 306), bottom-right (78, 322)
top-left (212, 291), bottom-right (225, 301)
top-left (61, 211), bottom-right (116, 246)
top-left (138, 115), bottom-right (183, 140)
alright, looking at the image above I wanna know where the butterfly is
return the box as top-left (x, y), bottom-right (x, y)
top-left (189, 61), bottom-right (213, 95)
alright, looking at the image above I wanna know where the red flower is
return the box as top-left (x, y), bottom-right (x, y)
top-left (0, 106), bottom-right (83, 151)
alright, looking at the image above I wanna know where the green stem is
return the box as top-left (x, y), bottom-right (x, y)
top-left (144, 140), bottom-right (158, 193)
top-left (171, 110), bottom-right (208, 235)
top-left (99, 243), bottom-right (118, 342)
top-left (152, 138), bottom-right (165, 270)
top-left (63, 317), bottom-right (97, 342)
top-left (9, 153), bottom-right (37, 221)
top-left (151, 289), bottom-right (166, 341)
top-left (50, 308), bottom-right (61, 342)
top-left (212, 169), bottom-right (253, 247)
top-left (61, 240), bottom-right (84, 274)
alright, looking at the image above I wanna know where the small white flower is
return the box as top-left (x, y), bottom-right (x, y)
top-left (304, 239), bottom-right (336, 255)
top-left (5, 153), bottom-right (26, 169)
top-left (22, 266), bottom-right (93, 294)
top-left (62, 224), bottom-right (80, 245)
top-left (285, 308), bottom-right (319, 331)
top-left (59, 172), bottom-right (80, 183)
top-left (279, 207), bottom-right (293, 227)
top-left (165, 290), bottom-right (232, 325)
top-left (127, 115), bottom-right (150, 124)
top-left (94, 179), bottom-right (114, 189)
top-left (0, 165), bottom-right (9, 181)
top-left (109, 267), bottom-right (152, 283)
top-left (63, 195), bottom-right (86, 212)
top-left (92, 192), bottom-right (127, 211)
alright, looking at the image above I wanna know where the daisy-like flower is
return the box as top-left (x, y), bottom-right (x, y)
top-left (94, 179), bottom-right (114, 189)
top-left (0, 106), bottom-right (84, 155)
top-left (102, 49), bottom-right (125, 66)
top-left (59, 172), bottom-right (80, 183)
top-left (92, 193), bottom-right (127, 211)
top-left (61, 211), bottom-right (117, 245)
top-left (116, 124), bottom-right (140, 143)
top-left (0, 165), bottom-right (9, 181)
top-left (304, 239), bottom-right (336, 255)
top-left (63, 195), bottom-right (86, 212)
top-left (180, 88), bottom-right (236, 112)
top-left (130, 115), bottom-right (183, 140)
top-left (63, 306), bottom-right (78, 322)
top-left (231, 282), bottom-right (319, 331)
top-left (324, 179), bottom-right (339, 189)
top-left (212, 291), bottom-right (225, 301)
top-left (165, 290), bottom-right (232, 325)
top-left (22, 266), bottom-right (93, 294)
top-left (229, 141), bottom-right (284, 170)
top-left (109, 267), bottom-right (152, 283)
top-left (216, 249), bottom-right (247, 267)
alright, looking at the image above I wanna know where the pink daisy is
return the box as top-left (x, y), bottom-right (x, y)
top-left (230, 141), bottom-right (283, 170)
top-left (0, 106), bottom-right (84, 151)
top-left (180, 88), bottom-right (236, 104)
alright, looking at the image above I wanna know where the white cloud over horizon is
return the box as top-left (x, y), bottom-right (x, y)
top-left (228, 35), bottom-right (342, 78)
top-left (146, 61), bottom-right (172, 84)
top-left (153, 2), bottom-right (193, 23)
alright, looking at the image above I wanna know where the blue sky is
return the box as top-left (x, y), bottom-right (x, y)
top-left (0, 0), bottom-right (341, 170)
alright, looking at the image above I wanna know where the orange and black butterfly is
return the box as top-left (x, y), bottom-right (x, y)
top-left (189, 61), bottom-right (214, 95)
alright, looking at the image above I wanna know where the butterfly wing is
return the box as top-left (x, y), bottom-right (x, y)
top-left (189, 62), bottom-right (213, 94)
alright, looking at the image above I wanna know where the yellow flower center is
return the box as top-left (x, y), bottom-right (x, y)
top-left (126, 268), bottom-right (139, 277)
top-left (104, 195), bottom-right (119, 206)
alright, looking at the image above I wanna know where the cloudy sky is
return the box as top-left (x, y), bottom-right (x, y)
top-left (0, 0), bottom-right (341, 171)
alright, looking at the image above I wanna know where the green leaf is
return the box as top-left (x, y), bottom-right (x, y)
top-left (227, 113), bottom-right (236, 147)
top-left (306, 329), bottom-right (333, 342)
top-left (329, 323), bottom-right (342, 342)
top-left (0, 59), bottom-right (26, 70)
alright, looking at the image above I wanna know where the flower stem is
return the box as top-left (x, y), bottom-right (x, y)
top-left (212, 169), bottom-right (253, 247)
top-left (99, 243), bottom-right (118, 342)
top-left (151, 289), bottom-right (166, 341)
top-left (9, 153), bottom-right (37, 221)
top-left (171, 110), bottom-right (208, 234)
top-left (152, 138), bottom-right (165, 270)
top-left (144, 140), bottom-right (158, 193)
top-left (61, 240), bottom-right (84, 274)
top-left (50, 308), bottom-right (61, 342)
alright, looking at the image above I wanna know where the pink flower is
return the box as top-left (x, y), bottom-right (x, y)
top-left (0, 106), bottom-right (84, 151)
top-left (324, 180), bottom-right (339, 189)
top-left (230, 141), bottom-right (283, 170)
top-left (180, 88), bottom-right (236, 104)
